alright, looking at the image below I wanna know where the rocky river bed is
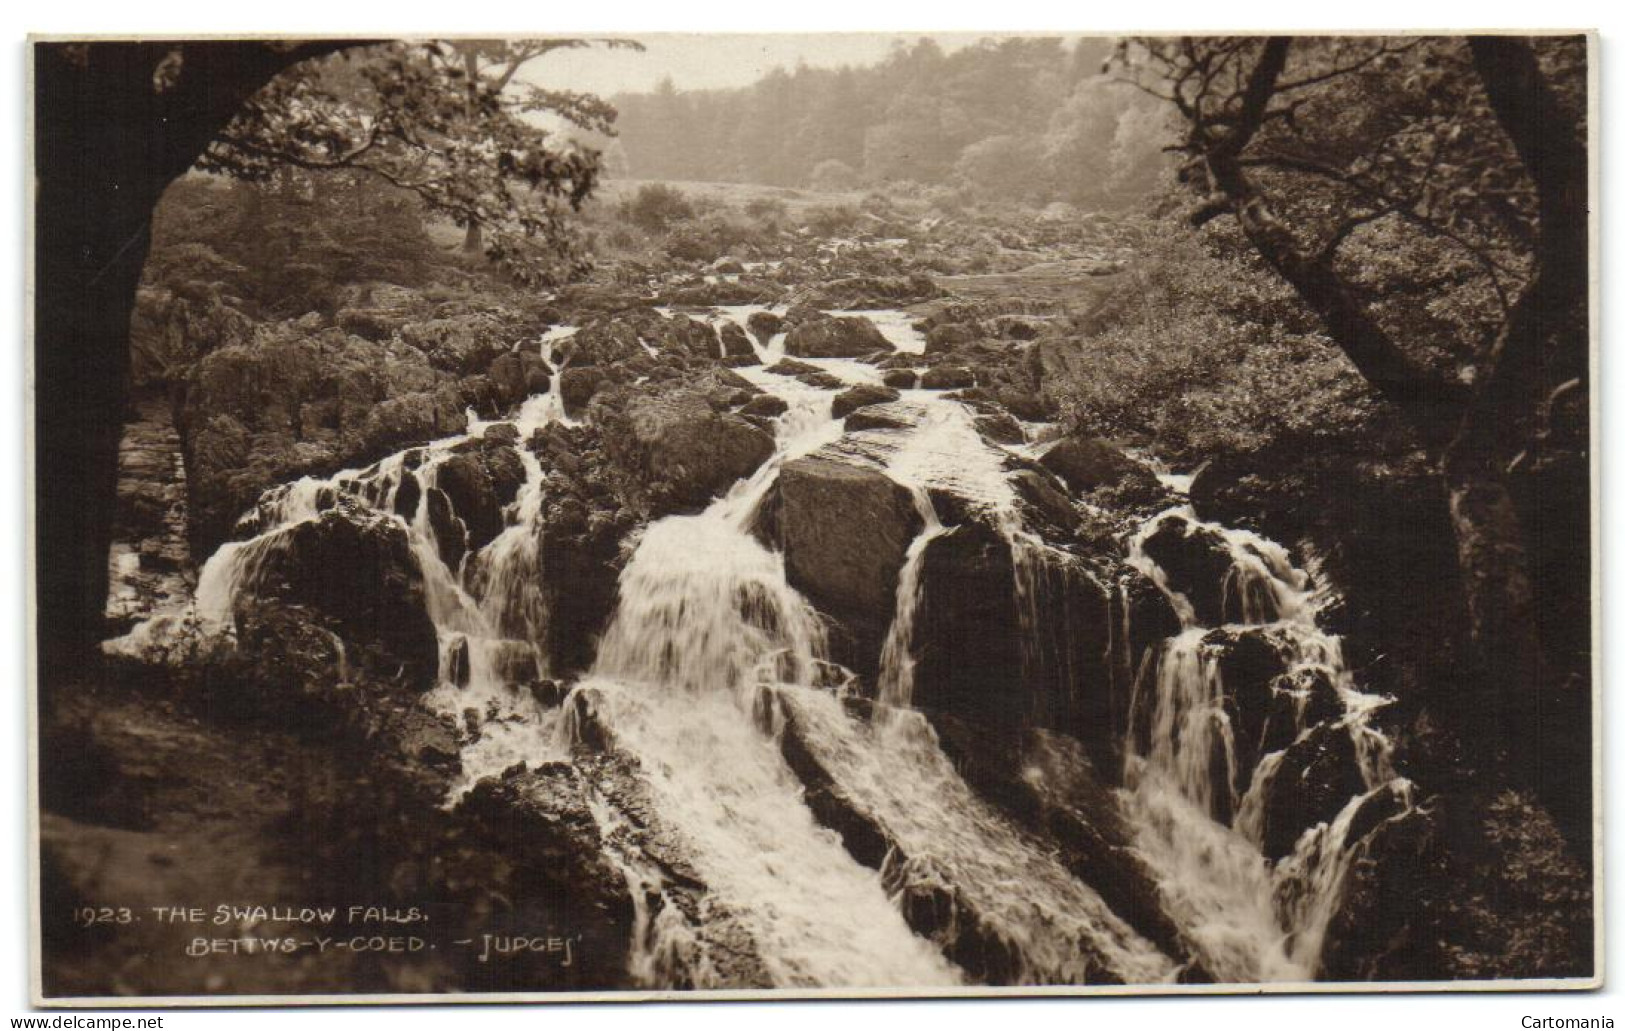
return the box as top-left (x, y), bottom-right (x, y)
top-left (42, 227), bottom-right (1593, 996)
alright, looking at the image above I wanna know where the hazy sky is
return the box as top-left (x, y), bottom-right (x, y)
top-left (517, 33), bottom-right (1083, 96)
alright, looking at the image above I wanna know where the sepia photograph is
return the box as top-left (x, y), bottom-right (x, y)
top-left (28, 29), bottom-right (1597, 1004)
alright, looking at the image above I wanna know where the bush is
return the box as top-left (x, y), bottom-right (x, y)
top-left (1052, 223), bottom-right (1380, 464)
top-left (663, 212), bottom-right (757, 264)
top-left (618, 183), bottom-right (696, 233)
top-left (802, 203), bottom-right (864, 238)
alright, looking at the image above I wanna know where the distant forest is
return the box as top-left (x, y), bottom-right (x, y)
top-left (608, 37), bottom-right (1173, 208)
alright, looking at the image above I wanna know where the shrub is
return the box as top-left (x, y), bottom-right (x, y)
top-left (802, 203), bottom-right (864, 239)
top-left (1051, 223), bottom-right (1380, 464)
top-left (618, 183), bottom-right (695, 233)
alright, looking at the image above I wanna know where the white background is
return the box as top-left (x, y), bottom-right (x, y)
top-left (1, 1), bottom-right (1618, 1027)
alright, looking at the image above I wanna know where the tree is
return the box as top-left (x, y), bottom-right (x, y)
top-left (1114, 36), bottom-right (1588, 805)
top-left (201, 39), bottom-right (640, 285)
top-left (34, 40), bottom-right (361, 692)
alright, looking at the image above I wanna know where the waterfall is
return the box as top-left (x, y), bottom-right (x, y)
top-left (566, 364), bottom-right (963, 988)
top-left (1121, 505), bottom-right (1412, 981)
top-left (875, 486), bottom-right (944, 715)
top-left (118, 301), bottom-right (1412, 989)
top-left (115, 340), bottom-right (578, 792)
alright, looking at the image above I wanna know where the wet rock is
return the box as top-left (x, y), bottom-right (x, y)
top-left (746, 310), bottom-right (783, 344)
top-left (1010, 468), bottom-right (1078, 538)
top-left (392, 470), bottom-right (421, 518)
top-left (445, 635), bottom-right (471, 687)
top-left (718, 321), bottom-right (756, 361)
top-left (1258, 667), bottom-right (1345, 757)
top-left (434, 439), bottom-right (527, 553)
top-left (830, 384), bottom-right (900, 419)
top-left (233, 506), bottom-right (441, 686)
top-left (519, 351), bottom-right (554, 394)
top-left (425, 487), bottom-right (465, 571)
top-left (1039, 435), bottom-right (1158, 496)
top-left (1254, 723), bottom-right (1368, 860)
top-left (882, 368), bottom-right (918, 390)
top-left (975, 412), bottom-right (1026, 445)
top-left (920, 365), bottom-right (975, 390)
top-left (796, 370), bottom-right (845, 390)
top-left (845, 407), bottom-right (914, 432)
top-left (913, 521), bottom-right (1114, 751)
top-left (1138, 512), bottom-right (1235, 626)
top-left (930, 717), bottom-right (1212, 980)
top-left (783, 313), bottom-right (892, 359)
top-left (528, 423), bottom-right (633, 676)
top-left (482, 422), bottom-right (521, 446)
top-left (752, 454), bottom-right (924, 674)
top-left (738, 394), bottom-right (789, 419)
top-left (775, 701), bottom-right (892, 869)
top-left (765, 357), bottom-right (819, 377)
top-left (1201, 625), bottom-right (1300, 799)
top-left (179, 324), bottom-right (476, 555)
top-left (591, 377), bottom-right (775, 517)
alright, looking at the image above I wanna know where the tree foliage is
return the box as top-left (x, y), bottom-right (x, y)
top-left (201, 39), bottom-right (640, 284)
top-left (1111, 34), bottom-right (1590, 798)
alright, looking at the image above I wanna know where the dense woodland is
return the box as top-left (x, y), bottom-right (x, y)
top-left (611, 37), bottom-right (1173, 207)
top-left (36, 35), bottom-right (1594, 998)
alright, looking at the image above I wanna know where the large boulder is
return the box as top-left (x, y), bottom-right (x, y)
top-left (911, 520), bottom-right (1115, 755)
top-left (1136, 511), bottom-right (1236, 626)
top-left (233, 505), bottom-right (440, 687)
top-left (751, 455), bottom-right (924, 674)
top-left (432, 437), bottom-right (528, 553)
top-left (919, 365), bottom-right (975, 390)
top-left (591, 376), bottom-right (773, 517)
top-left (399, 312), bottom-right (508, 374)
top-left (1252, 722), bottom-right (1369, 860)
top-left (783, 313), bottom-right (892, 359)
top-left (1317, 788), bottom-right (1594, 982)
top-left (718, 321), bottom-right (757, 361)
top-left (831, 384), bottom-right (900, 419)
top-left (1040, 435), bottom-right (1161, 497)
top-left (527, 422), bottom-right (640, 677)
top-left (746, 310), bottom-right (783, 344)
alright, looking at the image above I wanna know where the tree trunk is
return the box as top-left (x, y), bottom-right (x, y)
top-left (461, 50), bottom-right (486, 257)
top-left (32, 41), bottom-right (355, 699)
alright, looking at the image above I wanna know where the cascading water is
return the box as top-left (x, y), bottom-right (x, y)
top-left (562, 349), bottom-right (963, 988)
top-left (115, 297), bottom-right (1405, 990)
top-left (115, 348), bottom-right (582, 794)
top-left (568, 310), bottom-right (1184, 986)
top-left (1121, 505), bottom-right (1412, 981)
